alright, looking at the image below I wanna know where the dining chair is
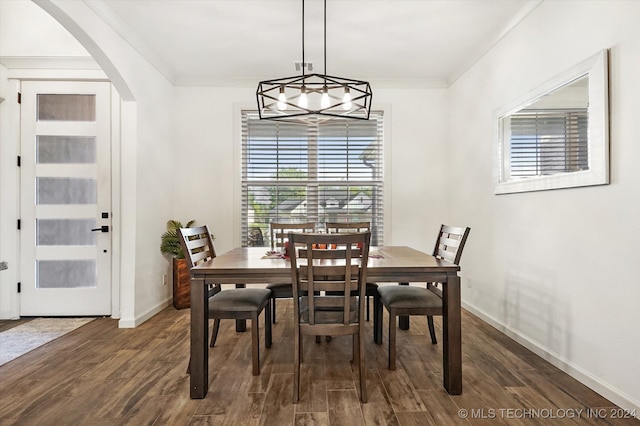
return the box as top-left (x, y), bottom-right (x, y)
top-left (325, 221), bottom-right (378, 323)
top-left (266, 222), bottom-right (316, 324)
top-left (289, 231), bottom-right (371, 403)
top-left (179, 225), bottom-right (272, 375)
top-left (377, 224), bottom-right (470, 370)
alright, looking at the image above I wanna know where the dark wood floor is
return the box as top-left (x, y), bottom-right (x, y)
top-left (0, 301), bottom-right (637, 425)
top-left (0, 318), bottom-right (33, 333)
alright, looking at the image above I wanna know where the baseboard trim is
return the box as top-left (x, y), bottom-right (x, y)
top-left (462, 302), bottom-right (640, 419)
top-left (117, 297), bottom-right (171, 329)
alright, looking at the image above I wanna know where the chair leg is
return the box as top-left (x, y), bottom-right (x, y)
top-left (265, 303), bottom-right (273, 348)
top-left (271, 298), bottom-right (277, 324)
top-left (351, 334), bottom-right (356, 362)
top-left (293, 329), bottom-right (301, 403)
top-left (388, 310), bottom-right (397, 370)
top-left (358, 329), bottom-right (367, 403)
top-left (210, 319), bottom-right (220, 347)
top-left (427, 315), bottom-right (437, 344)
top-left (251, 313), bottom-right (260, 375)
top-left (374, 295), bottom-right (383, 344)
top-left (366, 295), bottom-right (370, 321)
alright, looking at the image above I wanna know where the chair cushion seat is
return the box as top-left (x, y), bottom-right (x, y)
top-left (209, 288), bottom-right (271, 311)
top-left (377, 285), bottom-right (441, 309)
top-left (266, 282), bottom-right (293, 298)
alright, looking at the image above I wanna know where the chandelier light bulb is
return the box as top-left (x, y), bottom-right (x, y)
top-left (277, 86), bottom-right (287, 110)
top-left (298, 86), bottom-right (308, 109)
top-left (321, 86), bottom-right (330, 109)
top-left (342, 88), bottom-right (352, 111)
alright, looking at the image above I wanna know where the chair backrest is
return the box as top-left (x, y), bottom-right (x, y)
top-left (289, 232), bottom-right (371, 328)
top-left (178, 225), bottom-right (216, 269)
top-left (325, 221), bottom-right (371, 234)
top-left (432, 225), bottom-right (470, 265)
top-left (270, 222), bottom-right (315, 250)
top-left (325, 222), bottom-right (371, 254)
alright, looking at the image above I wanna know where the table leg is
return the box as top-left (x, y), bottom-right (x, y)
top-left (398, 282), bottom-right (410, 330)
top-left (190, 277), bottom-right (209, 399)
top-left (235, 283), bottom-right (247, 332)
top-left (442, 272), bottom-right (462, 395)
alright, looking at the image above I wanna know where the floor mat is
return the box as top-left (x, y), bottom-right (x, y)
top-left (0, 317), bottom-right (95, 366)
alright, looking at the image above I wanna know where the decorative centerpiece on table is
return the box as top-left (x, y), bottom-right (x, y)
top-left (160, 219), bottom-right (195, 309)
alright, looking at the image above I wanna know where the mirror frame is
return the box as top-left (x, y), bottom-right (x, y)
top-left (494, 50), bottom-right (609, 194)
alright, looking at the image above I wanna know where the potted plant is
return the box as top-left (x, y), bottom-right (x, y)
top-left (161, 219), bottom-right (195, 309)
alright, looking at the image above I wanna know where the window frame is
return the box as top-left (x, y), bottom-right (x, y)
top-left (240, 111), bottom-right (385, 247)
top-left (494, 50), bottom-right (609, 194)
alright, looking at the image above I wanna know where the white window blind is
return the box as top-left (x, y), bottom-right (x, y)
top-left (242, 111), bottom-right (384, 247)
top-left (509, 109), bottom-right (588, 178)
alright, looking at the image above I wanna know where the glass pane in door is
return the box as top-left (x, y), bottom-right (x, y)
top-left (36, 177), bottom-right (97, 204)
top-left (37, 136), bottom-right (96, 163)
top-left (37, 260), bottom-right (97, 288)
top-left (37, 219), bottom-right (97, 246)
top-left (37, 94), bottom-right (96, 121)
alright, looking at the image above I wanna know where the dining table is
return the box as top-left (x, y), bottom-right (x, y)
top-left (188, 245), bottom-right (462, 399)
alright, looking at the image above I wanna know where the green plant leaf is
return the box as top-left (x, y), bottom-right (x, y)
top-left (160, 219), bottom-right (195, 258)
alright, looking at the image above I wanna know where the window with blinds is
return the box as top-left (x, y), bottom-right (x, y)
top-left (508, 109), bottom-right (588, 178)
top-left (241, 111), bottom-right (384, 247)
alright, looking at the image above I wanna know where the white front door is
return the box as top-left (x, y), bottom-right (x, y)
top-left (19, 81), bottom-right (112, 316)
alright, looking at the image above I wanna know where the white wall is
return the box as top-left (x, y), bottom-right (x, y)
top-left (0, 0), bottom-right (177, 325)
top-left (0, 0), bottom-right (89, 58)
top-left (448, 0), bottom-right (640, 412)
top-left (39, 0), bottom-right (177, 326)
top-left (375, 87), bottom-right (449, 250)
top-left (171, 86), bottom-right (449, 255)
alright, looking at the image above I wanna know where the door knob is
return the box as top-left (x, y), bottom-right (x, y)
top-left (91, 225), bottom-right (109, 232)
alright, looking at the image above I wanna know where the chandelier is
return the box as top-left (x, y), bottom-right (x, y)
top-left (256, 0), bottom-right (372, 122)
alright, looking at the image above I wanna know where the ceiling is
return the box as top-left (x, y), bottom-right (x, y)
top-left (85, 0), bottom-right (542, 87)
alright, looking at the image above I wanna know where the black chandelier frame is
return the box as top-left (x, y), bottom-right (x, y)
top-left (256, 0), bottom-right (372, 122)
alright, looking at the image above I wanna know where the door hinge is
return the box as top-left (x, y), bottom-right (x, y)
top-left (17, 219), bottom-right (21, 230)
top-left (17, 92), bottom-right (21, 104)
top-left (17, 282), bottom-right (21, 293)
top-left (17, 156), bottom-right (21, 167)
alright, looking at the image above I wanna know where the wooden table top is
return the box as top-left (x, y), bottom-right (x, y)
top-left (191, 246), bottom-right (460, 284)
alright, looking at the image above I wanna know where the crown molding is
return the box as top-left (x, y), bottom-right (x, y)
top-left (0, 57), bottom-right (107, 80)
top-left (0, 56), bottom-right (100, 70)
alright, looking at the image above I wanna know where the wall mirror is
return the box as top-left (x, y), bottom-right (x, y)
top-left (495, 50), bottom-right (609, 194)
